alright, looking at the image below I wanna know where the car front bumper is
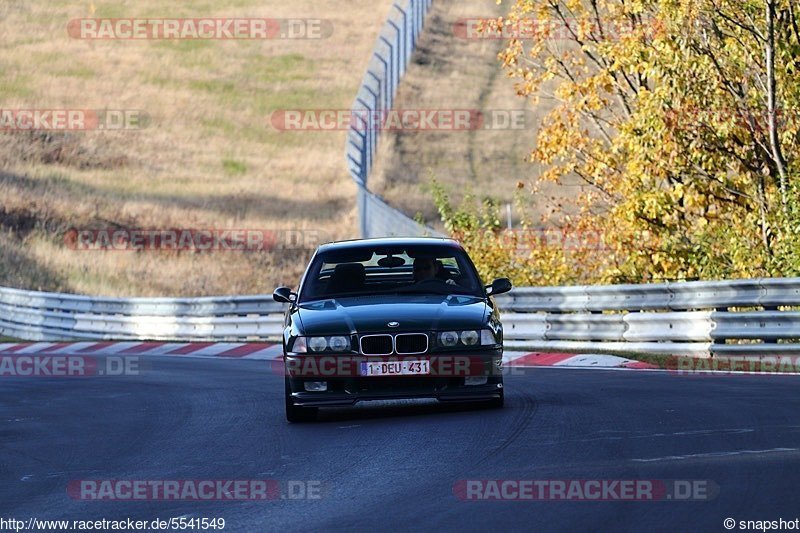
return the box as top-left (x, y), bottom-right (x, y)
top-left (284, 349), bottom-right (503, 408)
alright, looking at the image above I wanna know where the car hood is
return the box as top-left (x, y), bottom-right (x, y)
top-left (295, 294), bottom-right (489, 335)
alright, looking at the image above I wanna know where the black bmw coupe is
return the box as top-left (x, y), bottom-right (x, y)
top-left (273, 237), bottom-right (512, 422)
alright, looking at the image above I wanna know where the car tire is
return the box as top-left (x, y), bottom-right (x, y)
top-left (285, 378), bottom-right (318, 423)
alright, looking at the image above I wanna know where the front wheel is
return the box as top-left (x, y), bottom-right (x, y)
top-left (285, 378), bottom-right (317, 423)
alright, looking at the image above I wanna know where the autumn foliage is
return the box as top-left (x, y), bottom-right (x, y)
top-left (436, 0), bottom-right (800, 285)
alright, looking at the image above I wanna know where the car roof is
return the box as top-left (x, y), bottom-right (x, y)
top-left (317, 237), bottom-right (463, 253)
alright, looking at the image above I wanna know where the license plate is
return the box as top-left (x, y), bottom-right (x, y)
top-left (360, 360), bottom-right (430, 376)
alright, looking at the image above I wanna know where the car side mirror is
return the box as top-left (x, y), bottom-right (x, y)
top-left (273, 286), bottom-right (296, 304)
top-left (486, 278), bottom-right (512, 296)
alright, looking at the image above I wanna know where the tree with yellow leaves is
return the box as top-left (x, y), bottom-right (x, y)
top-left (437, 0), bottom-right (800, 285)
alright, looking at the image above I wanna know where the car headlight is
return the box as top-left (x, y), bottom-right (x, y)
top-left (436, 330), bottom-right (495, 348)
top-left (291, 337), bottom-right (308, 353)
top-left (291, 336), bottom-right (351, 353)
top-left (329, 336), bottom-right (350, 351)
top-left (308, 337), bottom-right (328, 352)
top-left (460, 330), bottom-right (479, 346)
top-left (480, 328), bottom-right (497, 346)
top-left (438, 331), bottom-right (459, 347)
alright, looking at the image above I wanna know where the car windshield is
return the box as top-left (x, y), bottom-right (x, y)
top-left (298, 243), bottom-right (485, 302)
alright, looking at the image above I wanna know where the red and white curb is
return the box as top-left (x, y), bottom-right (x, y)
top-left (504, 351), bottom-right (658, 370)
top-left (0, 343), bottom-right (657, 369)
top-left (0, 342), bottom-right (282, 360)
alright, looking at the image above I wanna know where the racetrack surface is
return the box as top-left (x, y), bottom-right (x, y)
top-left (3, 356), bottom-right (800, 531)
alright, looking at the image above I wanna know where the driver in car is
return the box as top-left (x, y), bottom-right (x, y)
top-left (413, 257), bottom-right (456, 285)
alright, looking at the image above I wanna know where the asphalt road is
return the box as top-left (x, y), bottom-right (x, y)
top-left (3, 356), bottom-right (800, 532)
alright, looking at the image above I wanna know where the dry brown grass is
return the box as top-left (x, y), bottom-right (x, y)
top-left (0, 0), bottom-right (584, 298)
top-left (370, 1), bottom-right (583, 229)
top-left (0, 0), bottom-right (393, 296)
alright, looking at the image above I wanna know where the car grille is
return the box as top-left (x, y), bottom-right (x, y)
top-left (395, 333), bottom-right (428, 355)
top-left (358, 333), bottom-right (429, 355)
top-left (359, 335), bottom-right (393, 355)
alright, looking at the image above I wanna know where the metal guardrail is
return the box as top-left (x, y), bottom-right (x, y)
top-left (493, 278), bottom-right (794, 312)
top-left (0, 287), bottom-right (283, 342)
top-left (0, 287), bottom-right (283, 316)
top-left (493, 278), bottom-right (800, 357)
top-left (345, 0), bottom-right (441, 238)
top-left (2, 278), bottom-right (800, 357)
